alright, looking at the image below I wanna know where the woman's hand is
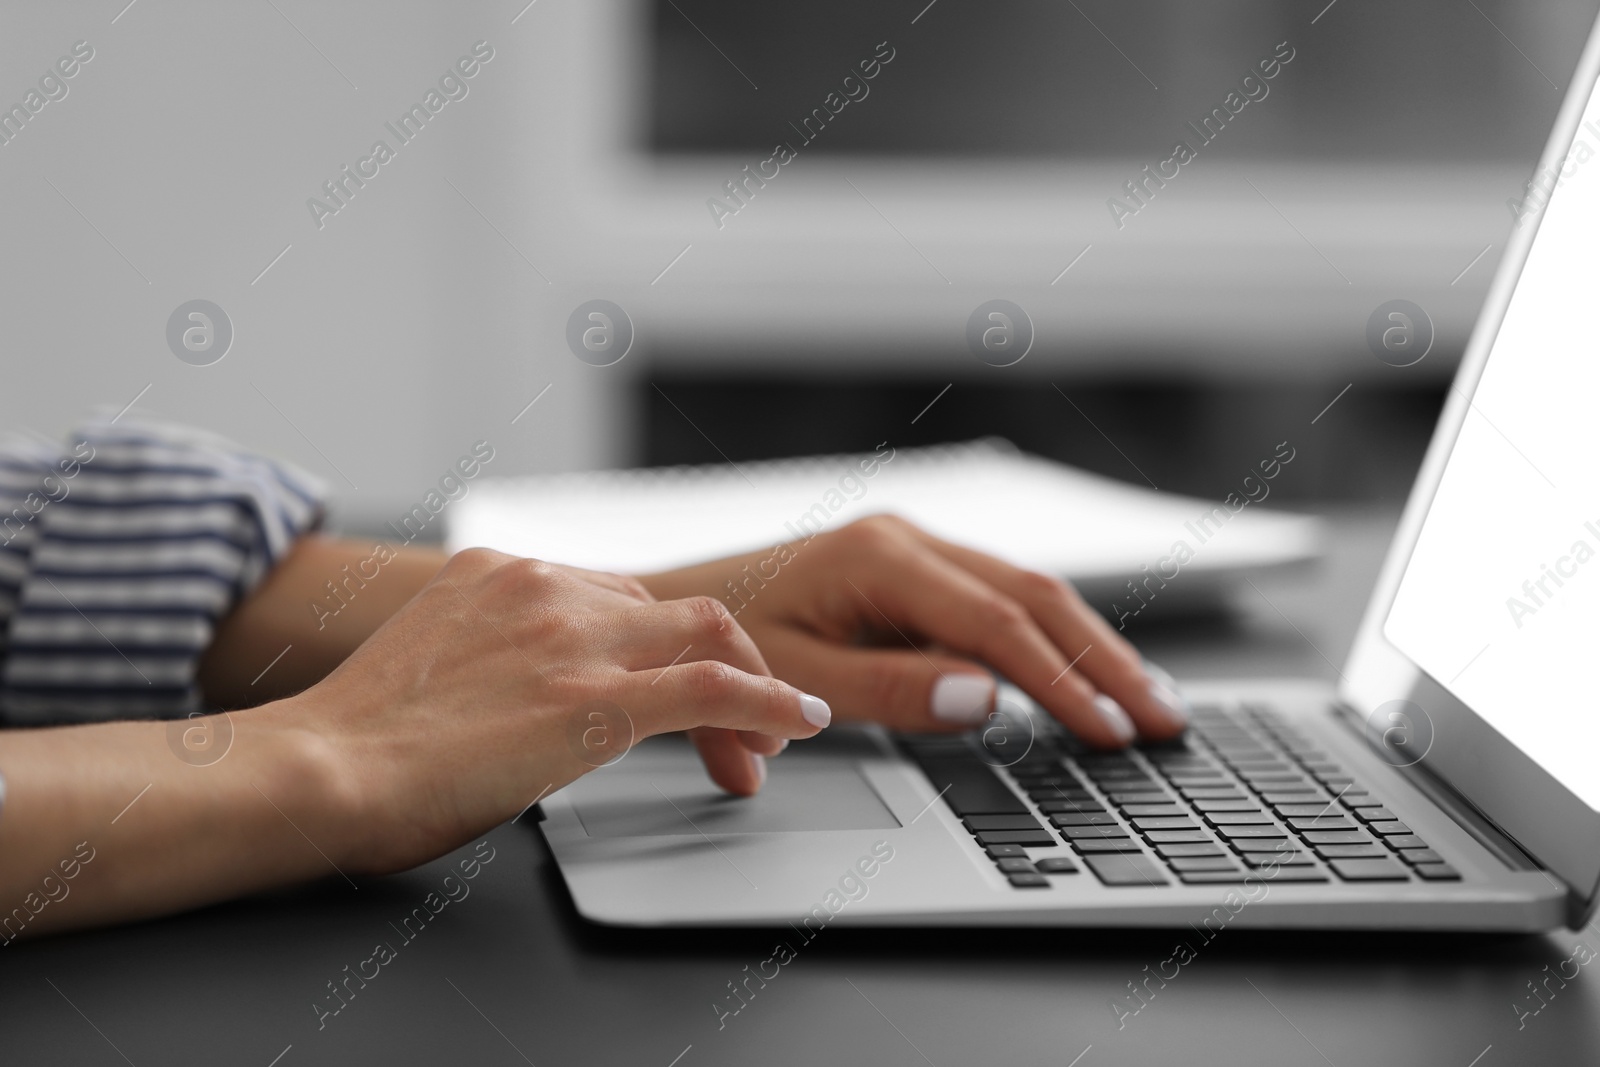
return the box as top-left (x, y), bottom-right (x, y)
top-left (0, 548), bottom-right (830, 936)
top-left (306, 547), bottom-right (830, 872)
top-left (638, 515), bottom-right (1187, 748)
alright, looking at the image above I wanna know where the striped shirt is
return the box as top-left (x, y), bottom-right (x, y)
top-left (0, 419), bottom-right (325, 726)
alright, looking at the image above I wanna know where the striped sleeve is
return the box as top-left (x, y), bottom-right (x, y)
top-left (0, 418), bottom-right (326, 726)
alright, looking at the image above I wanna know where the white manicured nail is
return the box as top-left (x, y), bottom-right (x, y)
top-left (773, 738), bottom-right (789, 754)
top-left (799, 693), bottom-right (832, 728)
top-left (1093, 694), bottom-right (1137, 744)
top-left (931, 674), bottom-right (995, 723)
top-left (751, 754), bottom-right (767, 788)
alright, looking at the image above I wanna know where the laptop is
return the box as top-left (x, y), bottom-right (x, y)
top-left (534, 15), bottom-right (1600, 931)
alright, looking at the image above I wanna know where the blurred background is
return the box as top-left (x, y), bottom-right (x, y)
top-left (1, 0), bottom-right (1595, 532)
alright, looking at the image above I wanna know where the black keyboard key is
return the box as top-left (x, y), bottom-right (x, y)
top-left (1108, 790), bottom-right (1172, 803)
top-left (1255, 868), bottom-right (1331, 882)
top-left (1014, 775), bottom-right (1085, 789)
top-left (1339, 793), bottom-right (1384, 808)
top-left (1239, 774), bottom-right (1309, 787)
top-left (1073, 838), bottom-right (1145, 853)
top-left (1193, 799), bottom-right (1262, 812)
top-left (1231, 760), bottom-right (1294, 772)
top-left (1317, 845), bottom-right (1391, 860)
top-left (1413, 863), bottom-right (1461, 881)
top-left (1384, 835), bottom-right (1428, 850)
top-left (995, 857), bottom-right (1037, 873)
top-left (1177, 870), bottom-right (1269, 884)
top-left (1300, 831), bottom-right (1373, 845)
top-left (984, 843), bottom-right (1027, 859)
top-left (1242, 852), bottom-right (1313, 866)
top-left (1060, 824), bottom-right (1131, 840)
top-left (1086, 773), bottom-right (1156, 787)
top-left (1144, 830), bottom-right (1211, 844)
top-left (1369, 821), bottom-right (1413, 835)
top-left (1275, 803), bottom-right (1341, 817)
top-left (1168, 856), bottom-right (1240, 872)
top-left (1008, 872), bottom-right (1050, 888)
top-left (1217, 751), bottom-right (1276, 763)
top-left (1329, 858), bottom-right (1409, 881)
top-left (1205, 813), bottom-right (1276, 825)
top-left (1083, 853), bottom-right (1169, 886)
top-left (1218, 825), bottom-right (1290, 838)
top-left (1121, 804), bottom-right (1189, 817)
top-left (915, 760), bottom-right (1027, 815)
top-left (1232, 838), bottom-right (1298, 852)
top-left (1180, 787), bottom-right (1246, 799)
top-left (1131, 817), bottom-right (1198, 831)
top-left (1037, 799), bottom-right (1107, 814)
top-left (1351, 807), bottom-right (1398, 823)
top-left (1398, 848), bottom-right (1444, 865)
top-left (975, 830), bottom-right (1055, 847)
top-left (963, 815), bottom-right (1044, 832)
top-left (1152, 755), bottom-right (1209, 771)
top-left (1155, 842), bottom-right (1227, 858)
top-left (1035, 857), bottom-right (1079, 874)
top-left (1164, 775), bottom-right (1228, 787)
top-left (1287, 818), bottom-right (1356, 831)
top-left (1051, 812), bottom-right (1119, 828)
top-left (1024, 783), bottom-right (1100, 799)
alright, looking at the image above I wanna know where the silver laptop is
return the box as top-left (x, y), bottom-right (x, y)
top-left (536, 15), bottom-right (1600, 932)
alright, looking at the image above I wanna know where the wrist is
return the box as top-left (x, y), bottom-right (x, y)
top-left (238, 694), bottom-right (365, 875)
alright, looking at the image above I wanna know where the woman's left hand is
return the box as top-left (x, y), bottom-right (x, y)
top-left (638, 515), bottom-right (1189, 749)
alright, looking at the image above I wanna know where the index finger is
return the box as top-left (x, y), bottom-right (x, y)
top-left (905, 527), bottom-right (1189, 741)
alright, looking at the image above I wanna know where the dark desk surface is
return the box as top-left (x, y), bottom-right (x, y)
top-left (6, 509), bottom-right (1597, 1066)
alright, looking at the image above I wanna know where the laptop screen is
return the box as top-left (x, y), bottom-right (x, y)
top-left (1383, 68), bottom-right (1600, 812)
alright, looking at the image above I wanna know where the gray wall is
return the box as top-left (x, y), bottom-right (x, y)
top-left (0, 1), bottom-right (626, 532)
top-left (2, 1), bottom-right (1588, 526)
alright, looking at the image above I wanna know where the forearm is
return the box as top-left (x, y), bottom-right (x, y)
top-left (0, 706), bottom-right (350, 940)
top-left (199, 535), bottom-right (449, 708)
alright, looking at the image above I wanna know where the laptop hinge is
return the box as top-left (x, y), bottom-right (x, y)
top-left (1329, 702), bottom-right (1585, 905)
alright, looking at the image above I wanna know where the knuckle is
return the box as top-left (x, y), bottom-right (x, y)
top-left (840, 514), bottom-right (903, 554)
top-left (980, 594), bottom-right (1030, 633)
top-left (444, 545), bottom-right (500, 575)
top-left (520, 557), bottom-right (570, 594)
top-left (862, 659), bottom-right (926, 723)
top-left (682, 659), bottom-right (744, 703)
top-left (683, 595), bottom-right (735, 636)
top-left (481, 556), bottom-right (561, 604)
top-left (1017, 568), bottom-right (1069, 602)
top-left (614, 574), bottom-right (654, 603)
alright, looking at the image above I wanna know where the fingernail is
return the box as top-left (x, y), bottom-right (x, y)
top-left (931, 673), bottom-right (995, 723)
top-left (1092, 694), bottom-right (1137, 744)
top-left (1147, 679), bottom-right (1190, 730)
top-left (799, 693), bottom-right (832, 729)
top-left (773, 738), bottom-right (789, 754)
top-left (751, 753), bottom-right (767, 788)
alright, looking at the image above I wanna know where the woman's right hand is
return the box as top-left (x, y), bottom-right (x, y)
top-left (298, 548), bottom-right (831, 877)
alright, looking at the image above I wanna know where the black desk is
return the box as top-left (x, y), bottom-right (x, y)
top-left (7, 509), bottom-right (1597, 1066)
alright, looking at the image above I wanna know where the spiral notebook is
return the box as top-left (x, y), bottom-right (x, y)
top-left (445, 439), bottom-right (1323, 616)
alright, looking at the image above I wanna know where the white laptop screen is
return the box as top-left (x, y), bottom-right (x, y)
top-left (1383, 72), bottom-right (1600, 813)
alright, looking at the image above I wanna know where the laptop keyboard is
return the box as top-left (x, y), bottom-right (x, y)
top-left (901, 702), bottom-right (1462, 889)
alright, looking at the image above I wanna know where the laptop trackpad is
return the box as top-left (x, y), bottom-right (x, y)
top-left (569, 762), bottom-right (902, 837)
